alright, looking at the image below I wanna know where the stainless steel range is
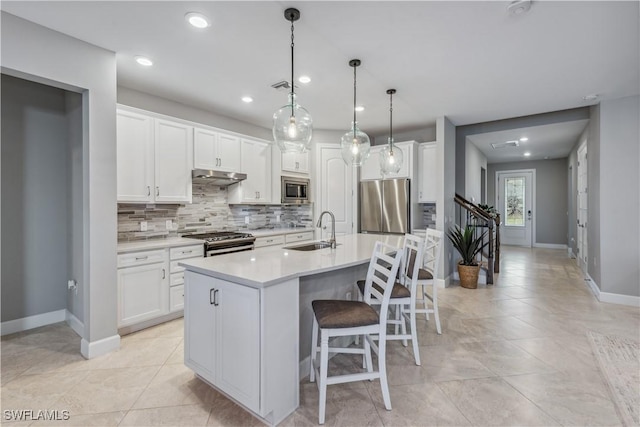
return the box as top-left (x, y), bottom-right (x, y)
top-left (183, 231), bottom-right (256, 257)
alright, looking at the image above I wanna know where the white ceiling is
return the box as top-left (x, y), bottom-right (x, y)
top-left (2, 1), bottom-right (639, 145)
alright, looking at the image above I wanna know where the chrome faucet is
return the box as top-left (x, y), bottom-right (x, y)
top-left (317, 211), bottom-right (337, 249)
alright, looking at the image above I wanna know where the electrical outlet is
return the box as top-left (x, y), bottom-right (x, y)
top-left (432, 214), bottom-right (437, 221)
top-left (245, 216), bottom-right (250, 224)
top-left (276, 215), bottom-right (281, 223)
top-left (140, 221), bottom-right (148, 231)
top-left (345, 292), bottom-right (352, 301)
top-left (165, 220), bottom-right (173, 230)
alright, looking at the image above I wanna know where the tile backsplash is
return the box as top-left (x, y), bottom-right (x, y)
top-left (118, 182), bottom-right (313, 241)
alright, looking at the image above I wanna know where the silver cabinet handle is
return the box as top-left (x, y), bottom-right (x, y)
top-left (210, 288), bottom-right (215, 305)
top-left (257, 191), bottom-right (260, 199)
top-left (156, 187), bottom-right (159, 196)
top-left (266, 239), bottom-right (273, 243)
top-left (181, 250), bottom-right (192, 255)
top-left (213, 289), bottom-right (219, 306)
top-left (162, 268), bottom-right (166, 279)
top-left (135, 255), bottom-right (148, 260)
top-left (147, 186), bottom-right (151, 196)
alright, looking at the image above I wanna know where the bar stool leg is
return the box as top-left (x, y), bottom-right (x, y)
top-left (378, 337), bottom-right (392, 411)
top-left (318, 331), bottom-right (329, 424)
top-left (310, 317), bottom-right (318, 382)
top-left (410, 302), bottom-right (421, 365)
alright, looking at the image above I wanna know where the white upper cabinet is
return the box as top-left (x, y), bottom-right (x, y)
top-left (194, 128), bottom-right (241, 172)
top-left (418, 142), bottom-right (437, 202)
top-left (282, 151), bottom-right (309, 174)
top-left (154, 119), bottom-right (193, 203)
top-left (228, 139), bottom-right (272, 204)
top-left (117, 108), bottom-right (192, 204)
top-left (360, 141), bottom-right (414, 181)
top-left (117, 110), bottom-right (154, 202)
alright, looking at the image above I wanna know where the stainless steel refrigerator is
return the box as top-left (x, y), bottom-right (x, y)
top-left (360, 178), bottom-right (410, 234)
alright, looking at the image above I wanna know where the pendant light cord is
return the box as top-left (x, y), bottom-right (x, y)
top-left (290, 19), bottom-right (295, 117)
top-left (389, 91), bottom-right (393, 151)
top-left (353, 64), bottom-right (357, 136)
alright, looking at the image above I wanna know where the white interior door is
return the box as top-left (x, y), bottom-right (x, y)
top-left (497, 170), bottom-right (534, 247)
top-left (577, 143), bottom-right (588, 270)
top-left (316, 145), bottom-right (354, 237)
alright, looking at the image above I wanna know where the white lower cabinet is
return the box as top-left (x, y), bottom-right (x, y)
top-left (284, 231), bottom-right (314, 244)
top-left (185, 272), bottom-right (260, 411)
top-left (254, 234), bottom-right (286, 248)
top-left (117, 252), bottom-right (169, 327)
top-left (184, 271), bottom-right (299, 424)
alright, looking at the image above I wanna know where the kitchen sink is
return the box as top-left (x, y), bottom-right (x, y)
top-left (283, 241), bottom-right (340, 251)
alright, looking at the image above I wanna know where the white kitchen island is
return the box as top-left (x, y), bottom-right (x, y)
top-left (179, 233), bottom-right (404, 426)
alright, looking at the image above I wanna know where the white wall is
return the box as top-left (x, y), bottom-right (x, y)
top-left (465, 139), bottom-right (488, 204)
top-left (599, 95), bottom-right (640, 298)
top-left (2, 12), bottom-right (118, 357)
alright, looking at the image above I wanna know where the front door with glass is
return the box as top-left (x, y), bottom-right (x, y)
top-left (497, 170), bottom-right (534, 247)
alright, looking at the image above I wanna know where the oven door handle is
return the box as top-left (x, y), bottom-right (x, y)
top-left (206, 244), bottom-right (255, 257)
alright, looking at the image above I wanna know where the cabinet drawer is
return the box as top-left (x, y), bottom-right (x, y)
top-left (170, 255), bottom-right (202, 273)
top-left (254, 235), bottom-right (285, 248)
top-left (118, 249), bottom-right (166, 268)
top-left (170, 285), bottom-right (184, 312)
top-left (170, 245), bottom-right (204, 260)
top-left (170, 272), bottom-right (185, 286)
top-left (284, 231), bottom-right (314, 243)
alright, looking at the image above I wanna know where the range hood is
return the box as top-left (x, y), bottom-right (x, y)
top-left (192, 169), bottom-right (247, 186)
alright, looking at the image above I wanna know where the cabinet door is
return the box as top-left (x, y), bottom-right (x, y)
top-left (117, 110), bottom-right (154, 202)
top-left (155, 119), bottom-right (193, 203)
top-left (217, 133), bottom-right (241, 172)
top-left (215, 279), bottom-right (260, 411)
top-left (419, 143), bottom-right (437, 202)
top-left (193, 127), bottom-right (217, 170)
top-left (117, 262), bottom-right (168, 327)
top-left (238, 139), bottom-right (271, 203)
top-left (184, 272), bottom-right (216, 381)
top-left (282, 151), bottom-right (309, 174)
top-left (360, 146), bottom-right (383, 181)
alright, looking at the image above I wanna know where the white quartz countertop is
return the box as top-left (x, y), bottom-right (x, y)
top-left (179, 233), bottom-right (404, 288)
top-left (117, 237), bottom-right (204, 253)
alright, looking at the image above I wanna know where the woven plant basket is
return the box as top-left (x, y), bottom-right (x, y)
top-left (458, 263), bottom-right (480, 289)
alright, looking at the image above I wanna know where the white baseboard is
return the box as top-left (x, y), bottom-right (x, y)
top-left (436, 278), bottom-right (447, 289)
top-left (1, 309), bottom-right (66, 336)
top-left (65, 310), bottom-right (84, 337)
top-left (583, 273), bottom-right (640, 307)
top-left (533, 243), bottom-right (568, 249)
top-left (81, 334), bottom-right (121, 359)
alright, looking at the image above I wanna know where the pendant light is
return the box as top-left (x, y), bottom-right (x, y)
top-left (341, 59), bottom-right (371, 166)
top-left (380, 89), bottom-right (403, 175)
top-left (273, 8), bottom-right (313, 153)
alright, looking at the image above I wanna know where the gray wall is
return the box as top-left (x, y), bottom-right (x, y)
top-left (598, 95), bottom-right (639, 297)
top-left (436, 116), bottom-right (457, 281)
top-left (66, 91), bottom-right (84, 322)
top-left (1, 75), bottom-right (70, 321)
top-left (588, 105), bottom-right (602, 288)
top-left (2, 11), bottom-right (118, 354)
top-left (488, 159), bottom-right (568, 246)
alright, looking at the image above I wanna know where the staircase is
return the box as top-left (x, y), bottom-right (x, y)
top-left (454, 194), bottom-right (501, 284)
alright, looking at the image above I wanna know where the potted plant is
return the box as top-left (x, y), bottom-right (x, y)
top-left (447, 225), bottom-right (488, 289)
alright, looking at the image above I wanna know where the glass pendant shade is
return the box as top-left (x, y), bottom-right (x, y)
top-left (341, 122), bottom-right (371, 166)
top-left (273, 93), bottom-right (313, 153)
top-left (379, 138), bottom-right (403, 175)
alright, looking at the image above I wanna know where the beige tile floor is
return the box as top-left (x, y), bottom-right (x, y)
top-left (2, 247), bottom-right (639, 426)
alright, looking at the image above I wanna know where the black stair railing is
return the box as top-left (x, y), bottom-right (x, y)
top-left (454, 194), bottom-right (501, 284)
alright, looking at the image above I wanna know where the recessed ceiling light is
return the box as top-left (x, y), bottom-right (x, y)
top-left (519, 137), bottom-right (529, 142)
top-left (241, 96), bottom-right (253, 103)
top-left (524, 151), bottom-right (531, 157)
top-left (298, 75), bottom-right (311, 84)
top-left (583, 93), bottom-right (599, 101)
top-left (507, 0), bottom-right (531, 16)
top-left (355, 105), bottom-right (365, 112)
top-left (135, 56), bottom-right (153, 66)
top-left (185, 12), bottom-right (210, 29)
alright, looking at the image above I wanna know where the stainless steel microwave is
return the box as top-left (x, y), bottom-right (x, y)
top-left (281, 176), bottom-right (310, 204)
